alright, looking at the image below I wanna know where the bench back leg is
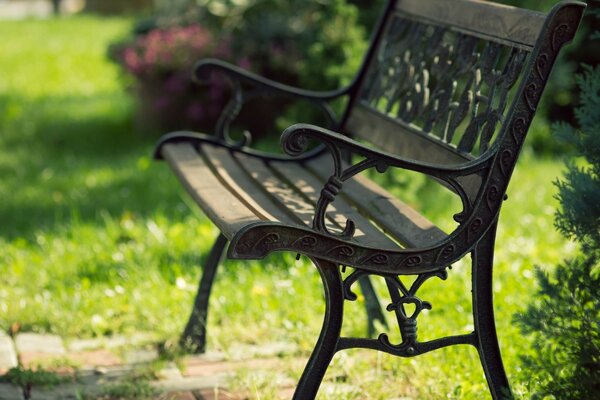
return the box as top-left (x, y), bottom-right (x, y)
top-left (180, 233), bottom-right (229, 353)
top-left (358, 276), bottom-right (389, 337)
top-left (293, 258), bottom-right (344, 400)
top-left (472, 223), bottom-right (512, 399)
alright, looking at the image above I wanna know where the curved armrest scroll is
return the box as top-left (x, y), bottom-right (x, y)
top-left (280, 123), bottom-right (495, 241)
top-left (281, 123), bottom-right (492, 178)
top-left (193, 59), bottom-right (352, 149)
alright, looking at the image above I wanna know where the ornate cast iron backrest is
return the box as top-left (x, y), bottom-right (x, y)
top-left (343, 0), bottom-right (580, 171)
top-left (334, 0), bottom-right (585, 256)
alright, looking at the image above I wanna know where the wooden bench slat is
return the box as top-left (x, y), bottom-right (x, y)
top-left (347, 104), bottom-right (474, 165)
top-left (396, 0), bottom-right (546, 48)
top-left (201, 145), bottom-right (298, 224)
top-left (232, 152), bottom-right (336, 231)
top-left (161, 143), bottom-right (261, 239)
top-left (306, 155), bottom-right (447, 248)
top-left (270, 160), bottom-right (401, 249)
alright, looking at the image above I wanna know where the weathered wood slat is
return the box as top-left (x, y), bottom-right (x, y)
top-left (346, 104), bottom-right (473, 165)
top-left (201, 145), bottom-right (297, 224)
top-left (306, 155), bottom-right (447, 248)
top-left (396, 0), bottom-right (545, 48)
top-left (161, 143), bottom-right (261, 239)
top-left (232, 152), bottom-right (331, 230)
top-left (270, 160), bottom-right (401, 249)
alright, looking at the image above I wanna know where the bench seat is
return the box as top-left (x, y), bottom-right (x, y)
top-left (162, 141), bottom-right (447, 252)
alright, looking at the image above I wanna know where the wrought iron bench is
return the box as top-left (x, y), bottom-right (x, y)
top-left (154, 0), bottom-right (585, 398)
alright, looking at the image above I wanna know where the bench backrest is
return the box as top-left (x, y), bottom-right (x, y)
top-left (341, 0), bottom-right (581, 172)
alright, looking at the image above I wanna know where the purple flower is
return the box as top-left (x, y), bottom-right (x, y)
top-left (186, 102), bottom-right (205, 122)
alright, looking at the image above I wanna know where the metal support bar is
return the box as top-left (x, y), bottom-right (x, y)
top-left (180, 233), bottom-right (228, 353)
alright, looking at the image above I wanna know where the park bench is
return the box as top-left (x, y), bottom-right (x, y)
top-left (154, 0), bottom-right (585, 398)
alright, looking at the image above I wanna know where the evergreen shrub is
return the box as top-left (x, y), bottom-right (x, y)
top-left (514, 26), bottom-right (600, 399)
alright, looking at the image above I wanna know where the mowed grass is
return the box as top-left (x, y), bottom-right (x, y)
top-left (0, 16), bottom-right (574, 399)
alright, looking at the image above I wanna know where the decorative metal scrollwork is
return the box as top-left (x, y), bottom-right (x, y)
top-left (192, 60), bottom-right (343, 153)
top-left (342, 268), bottom-right (448, 356)
top-left (361, 16), bottom-right (529, 157)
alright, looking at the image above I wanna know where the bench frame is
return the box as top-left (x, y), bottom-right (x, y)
top-left (155, 1), bottom-right (585, 398)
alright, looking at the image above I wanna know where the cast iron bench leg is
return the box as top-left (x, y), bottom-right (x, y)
top-left (180, 233), bottom-right (228, 353)
top-left (472, 224), bottom-right (513, 400)
top-left (180, 231), bottom-right (383, 355)
top-left (293, 258), bottom-right (344, 400)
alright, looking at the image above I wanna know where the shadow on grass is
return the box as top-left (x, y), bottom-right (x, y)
top-left (0, 92), bottom-right (192, 240)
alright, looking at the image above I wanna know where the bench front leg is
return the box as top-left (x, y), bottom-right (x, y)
top-left (294, 258), bottom-right (344, 400)
top-left (472, 223), bottom-right (513, 399)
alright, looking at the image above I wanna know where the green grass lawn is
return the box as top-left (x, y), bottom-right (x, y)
top-left (0, 16), bottom-right (575, 399)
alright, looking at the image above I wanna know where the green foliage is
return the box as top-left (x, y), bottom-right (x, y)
top-left (110, 24), bottom-right (238, 133)
top-left (95, 380), bottom-right (156, 400)
top-left (1, 366), bottom-right (64, 400)
top-left (515, 27), bottom-right (600, 399)
top-left (514, 255), bottom-right (600, 399)
top-left (1, 366), bottom-right (63, 388)
top-left (500, 0), bottom-right (600, 156)
top-left (555, 65), bottom-right (600, 248)
top-left (114, 0), bottom-right (369, 137)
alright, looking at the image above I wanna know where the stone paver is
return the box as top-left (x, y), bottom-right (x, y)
top-left (124, 347), bottom-right (159, 364)
top-left (66, 332), bottom-right (157, 352)
top-left (14, 333), bottom-right (67, 369)
top-left (18, 352), bottom-right (72, 371)
top-left (68, 348), bottom-right (121, 368)
top-left (157, 362), bottom-right (184, 381)
top-left (228, 342), bottom-right (298, 360)
top-left (182, 357), bottom-right (284, 378)
top-left (14, 333), bottom-right (65, 355)
top-left (29, 384), bottom-right (80, 400)
top-left (194, 387), bottom-right (241, 400)
top-left (1, 334), bottom-right (303, 399)
top-left (160, 392), bottom-right (198, 400)
top-left (0, 332), bottom-right (18, 374)
top-left (0, 383), bottom-right (24, 400)
top-left (153, 374), bottom-right (229, 393)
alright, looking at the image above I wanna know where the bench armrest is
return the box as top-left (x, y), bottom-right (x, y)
top-left (280, 123), bottom-right (493, 239)
top-left (194, 59), bottom-right (351, 101)
top-left (193, 59), bottom-right (352, 148)
top-left (281, 123), bottom-right (492, 177)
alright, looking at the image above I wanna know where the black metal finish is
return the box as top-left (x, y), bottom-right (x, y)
top-left (154, 1), bottom-right (586, 398)
top-left (472, 222), bottom-right (512, 399)
top-left (180, 233), bottom-right (228, 353)
top-left (293, 258), bottom-right (344, 400)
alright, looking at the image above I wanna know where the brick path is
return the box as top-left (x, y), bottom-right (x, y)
top-left (0, 331), bottom-right (301, 399)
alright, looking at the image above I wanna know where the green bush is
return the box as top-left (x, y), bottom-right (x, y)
top-left (514, 38), bottom-right (600, 400)
top-left (114, 0), bottom-right (369, 137)
top-left (515, 255), bottom-right (600, 399)
top-left (110, 24), bottom-right (240, 133)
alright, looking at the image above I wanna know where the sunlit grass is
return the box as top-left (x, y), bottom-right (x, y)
top-left (0, 16), bottom-right (575, 399)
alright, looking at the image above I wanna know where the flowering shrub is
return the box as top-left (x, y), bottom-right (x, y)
top-left (112, 0), bottom-right (370, 137)
top-left (112, 24), bottom-right (248, 133)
